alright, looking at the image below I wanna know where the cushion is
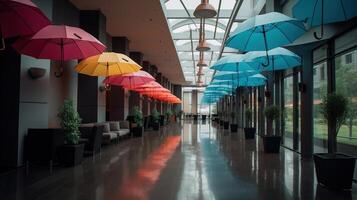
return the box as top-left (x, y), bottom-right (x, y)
top-left (102, 123), bottom-right (110, 132)
top-left (109, 121), bottom-right (120, 131)
top-left (119, 121), bottom-right (129, 129)
top-left (118, 130), bottom-right (130, 136)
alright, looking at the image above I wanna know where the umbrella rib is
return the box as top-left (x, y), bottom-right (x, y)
top-left (272, 23), bottom-right (293, 43)
top-left (243, 27), bottom-right (256, 51)
top-left (73, 39), bottom-right (86, 59)
top-left (339, 0), bottom-right (348, 20)
top-left (310, 0), bottom-right (320, 27)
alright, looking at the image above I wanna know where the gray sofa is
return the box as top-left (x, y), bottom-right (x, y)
top-left (80, 121), bottom-right (130, 144)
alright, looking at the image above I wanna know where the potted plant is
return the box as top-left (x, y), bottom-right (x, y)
top-left (230, 112), bottom-right (238, 132)
top-left (131, 106), bottom-right (143, 137)
top-left (165, 109), bottom-right (173, 124)
top-left (57, 100), bottom-right (84, 166)
top-left (314, 93), bottom-right (355, 190)
top-left (178, 110), bottom-right (183, 120)
top-left (244, 109), bottom-right (255, 139)
top-left (151, 108), bottom-right (160, 131)
top-left (263, 105), bottom-right (281, 153)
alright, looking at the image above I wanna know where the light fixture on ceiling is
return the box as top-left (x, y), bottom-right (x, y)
top-left (193, 0), bottom-right (217, 18)
top-left (197, 59), bottom-right (207, 67)
top-left (196, 39), bottom-right (211, 51)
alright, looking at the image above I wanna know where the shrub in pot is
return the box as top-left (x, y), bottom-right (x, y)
top-left (131, 106), bottom-right (143, 137)
top-left (263, 105), bottom-right (281, 153)
top-left (230, 112), bottom-right (238, 132)
top-left (151, 108), bottom-right (160, 131)
top-left (57, 100), bottom-right (84, 166)
top-left (165, 109), bottom-right (173, 124)
top-left (314, 93), bottom-right (355, 190)
top-left (244, 108), bottom-right (255, 139)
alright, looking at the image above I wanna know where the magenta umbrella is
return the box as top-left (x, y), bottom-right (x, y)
top-left (13, 24), bottom-right (106, 76)
top-left (0, 0), bottom-right (51, 49)
top-left (103, 70), bottom-right (155, 90)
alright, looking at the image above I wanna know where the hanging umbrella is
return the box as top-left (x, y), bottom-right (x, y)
top-left (0, 0), bottom-right (51, 49)
top-left (244, 47), bottom-right (301, 71)
top-left (225, 12), bottom-right (306, 66)
top-left (237, 74), bottom-right (267, 87)
top-left (13, 25), bottom-right (106, 76)
top-left (103, 70), bottom-right (155, 90)
top-left (210, 54), bottom-right (258, 72)
top-left (132, 81), bottom-right (162, 89)
top-left (213, 70), bottom-right (258, 81)
top-left (75, 52), bottom-right (141, 77)
top-left (293, 0), bottom-right (357, 39)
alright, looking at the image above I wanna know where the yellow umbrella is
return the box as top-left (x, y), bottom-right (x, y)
top-left (75, 52), bottom-right (141, 76)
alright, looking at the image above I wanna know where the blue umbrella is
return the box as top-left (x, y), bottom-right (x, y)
top-left (293, 0), bottom-right (357, 39)
top-left (225, 12), bottom-right (306, 66)
top-left (244, 47), bottom-right (301, 72)
top-left (237, 74), bottom-right (267, 87)
top-left (210, 54), bottom-right (258, 72)
top-left (213, 70), bottom-right (258, 81)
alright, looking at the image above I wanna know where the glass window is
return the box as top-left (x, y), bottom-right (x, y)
top-left (313, 62), bottom-right (328, 153)
top-left (335, 49), bottom-right (357, 149)
top-left (283, 76), bottom-right (294, 149)
top-left (313, 45), bottom-right (328, 63)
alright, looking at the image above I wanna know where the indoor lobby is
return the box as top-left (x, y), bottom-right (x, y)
top-left (1, 0), bottom-right (357, 200)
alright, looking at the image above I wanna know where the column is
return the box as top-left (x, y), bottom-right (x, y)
top-left (129, 51), bottom-right (143, 113)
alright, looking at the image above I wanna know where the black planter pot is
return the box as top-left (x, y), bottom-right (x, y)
top-left (314, 153), bottom-right (356, 190)
top-left (263, 136), bottom-right (281, 153)
top-left (230, 124), bottom-right (238, 132)
top-left (224, 121), bottom-right (229, 130)
top-left (58, 143), bottom-right (84, 166)
top-left (193, 115), bottom-right (198, 121)
top-left (244, 127), bottom-right (256, 139)
top-left (202, 115), bottom-right (207, 121)
top-left (153, 122), bottom-right (160, 131)
top-left (132, 126), bottom-right (143, 137)
top-left (159, 115), bottom-right (165, 126)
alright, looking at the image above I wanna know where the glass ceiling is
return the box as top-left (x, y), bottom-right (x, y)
top-left (161, 0), bottom-right (259, 86)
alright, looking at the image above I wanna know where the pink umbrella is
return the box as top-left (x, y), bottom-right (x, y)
top-left (103, 70), bottom-right (155, 90)
top-left (13, 24), bottom-right (106, 76)
top-left (0, 0), bottom-right (51, 49)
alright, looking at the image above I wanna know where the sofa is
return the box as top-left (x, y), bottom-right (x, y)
top-left (80, 121), bottom-right (130, 144)
top-left (108, 121), bottom-right (130, 138)
top-left (79, 125), bottom-right (104, 156)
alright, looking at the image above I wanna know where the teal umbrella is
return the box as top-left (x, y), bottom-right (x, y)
top-left (210, 54), bottom-right (258, 72)
top-left (225, 12), bottom-right (306, 66)
top-left (244, 47), bottom-right (301, 72)
top-left (213, 70), bottom-right (258, 81)
top-left (293, 0), bottom-right (357, 39)
top-left (237, 74), bottom-right (267, 87)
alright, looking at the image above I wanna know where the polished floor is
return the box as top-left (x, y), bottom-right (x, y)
top-left (1, 121), bottom-right (356, 200)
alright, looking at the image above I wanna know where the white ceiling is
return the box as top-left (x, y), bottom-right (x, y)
top-left (70, 0), bottom-right (186, 84)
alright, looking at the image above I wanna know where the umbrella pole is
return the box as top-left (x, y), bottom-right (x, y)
top-left (313, 0), bottom-right (324, 40)
top-left (55, 39), bottom-right (64, 78)
top-left (0, 25), bottom-right (5, 51)
top-left (261, 25), bottom-right (270, 67)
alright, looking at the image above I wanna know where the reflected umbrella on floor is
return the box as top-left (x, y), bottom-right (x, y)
top-left (0, 0), bottom-right (51, 50)
top-left (13, 25), bottom-right (106, 77)
top-left (293, 0), bottom-right (357, 40)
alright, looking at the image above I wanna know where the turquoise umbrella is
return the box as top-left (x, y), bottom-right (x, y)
top-left (210, 54), bottom-right (258, 72)
top-left (293, 0), bottom-right (357, 39)
top-left (225, 12), bottom-right (306, 66)
top-left (237, 74), bottom-right (267, 87)
top-left (244, 47), bottom-right (301, 72)
top-left (213, 70), bottom-right (258, 81)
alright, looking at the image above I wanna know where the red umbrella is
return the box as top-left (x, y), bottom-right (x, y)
top-left (13, 25), bottom-right (106, 76)
top-left (0, 0), bottom-right (50, 49)
top-left (103, 70), bottom-right (155, 90)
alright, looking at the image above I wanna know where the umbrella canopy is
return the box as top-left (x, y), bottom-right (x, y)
top-left (75, 52), bottom-right (141, 77)
top-left (213, 70), bottom-right (258, 80)
top-left (103, 70), bottom-right (155, 89)
top-left (13, 25), bottom-right (106, 61)
top-left (293, 0), bottom-right (357, 39)
top-left (237, 74), bottom-right (267, 87)
top-left (0, 0), bottom-right (50, 40)
top-left (133, 81), bottom-right (162, 89)
top-left (210, 54), bottom-right (258, 72)
top-left (244, 47), bottom-right (301, 71)
top-left (226, 12), bottom-right (306, 51)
